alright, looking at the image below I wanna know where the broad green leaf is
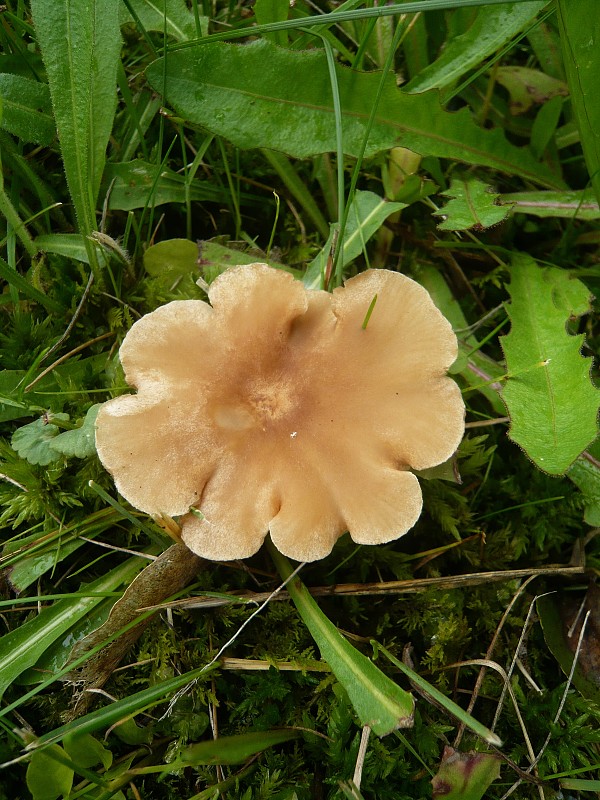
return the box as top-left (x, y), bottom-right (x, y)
top-left (144, 238), bottom-right (294, 283)
top-left (434, 178), bottom-right (512, 230)
top-left (104, 159), bottom-right (245, 210)
top-left (415, 458), bottom-right (460, 484)
top-left (568, 441), bottom-right (600, 526)
top-left (304, 191), bottom-right (406, 289)
top-left (500, 189), bottom-right (600, 219)
top-left (50, 404), bottom-right (101, 458)
top-left (270, 546), bottom-right (414, 737)
top-left (144, 238), bottom-right (199, 277)
top-left (494, 66), bottom-right (568, 115)
top-left (559, 779), bottom-right (600, 792)
top-left (431, 747), bottom-right (501, 800)
top-left (145, 40), bottom-right (562, 188)
top-left (111, 730), bottom-right (297, 780)
top-left (415, 264), bottom-right (474, 338)
top-left (527, 20), bottom-right (564, 80)
top-left (11, 413), bottom-right (69, 466)
top-left (110, 716), bottom-right (153, 745)
top-left (500, 256), bottom-right (599, 475)
top-left (0, 557), bottom-right (143, 700)
top-left (121, 0), bottom-right (207, 41)
top-left (0, 74), bottom-right (54, 145)
top-left (63, 732), bottom-right (112, 770)
top-left (89, 3), bottom-right (122, 201)
top-left (175, 730), bottom-right (298, 766)
top-left (557, 0), bottom-right (600, 205)
top-left (31, 0), bottom-right (121, 243)
top-left (196, 241), bottom-right (294, 280)
top-left (404, 2), bottom-right (545, 95)
top-left (530, 95), bottom-right (565, 159)
top-left (26, 747), bottom-right (74, 800)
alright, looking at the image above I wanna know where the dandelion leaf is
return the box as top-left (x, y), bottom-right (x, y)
top-left (434, 178), bottom-right (512, 231)
top-left (0, 73), bottom-right (54, 145)
top-left (500, 256), bottom-right (599, 474)
top-left (145, 39), bottom-right (562, 188)
top-left (404, 2), bottom-right (546, 95)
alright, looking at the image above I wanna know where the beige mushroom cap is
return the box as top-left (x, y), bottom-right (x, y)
top-left (95, 264), bottom-right (465, 562)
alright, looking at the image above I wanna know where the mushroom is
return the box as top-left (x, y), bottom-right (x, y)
top-left (95, 264), bottom-right (464, 562)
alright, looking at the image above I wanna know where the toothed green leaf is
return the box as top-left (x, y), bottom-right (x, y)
top-left (145, 39), bottom-right (562, 188)
top-left (435, 178), bottom-right (512, 231)
top-left (500, 256), bottom-right (599, 474)
top-left (404, 2), bottom-right (546, 95)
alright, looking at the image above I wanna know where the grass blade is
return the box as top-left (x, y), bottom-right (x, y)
top-left (376, 644), bottom-right (502, 746)
top-left (269, 544), bottom-right (414, 737)
top-left (556, 0), bottom-right (600, 205)
top-left (303, 190), bottom-right (406, 289)
top-left (25, 662), bottom-right (219, 751)
top-left (0, 255), bottom-right (62, 312)
top-left (0, 557), bottom-right (144, 701)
